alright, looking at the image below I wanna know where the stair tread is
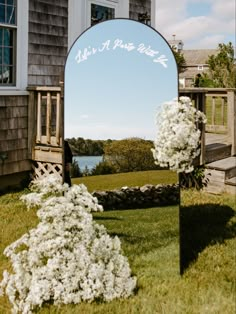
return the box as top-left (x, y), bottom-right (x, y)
top-left (206, 143), bottom-right (231, 151)
top-left (206, 157), bottom-right (236, 170)
top-left (225, 176), bottom-right (236, 186)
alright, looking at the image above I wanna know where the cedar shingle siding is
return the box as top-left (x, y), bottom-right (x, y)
top-left (0, 96), bottom-right (31, 179)
top-left (28, 0), bottom-right (68, 86)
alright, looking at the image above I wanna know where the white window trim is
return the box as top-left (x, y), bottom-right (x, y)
top-left (68, 0), bottom-right (129, 50)
top-left (197, 65), bottom-right (204, 71)
top-left (16, 0), bottom-right (29, 90)
top-left (151, 0), bottom-right (156, 28)
top-left (0, 0), bottom-right (29, 92)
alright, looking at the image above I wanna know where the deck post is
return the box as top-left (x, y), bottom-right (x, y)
top-left (199, 91), bottom-right (206, 164)
top-left (28, 91), bottom-right (36, 159)
top-left (46, 92), bottom-right (52, 144)
top-left (56, 92), bottom-right (61, 145)
top-left (179, 88), bottom-right (206, 165)
top-left (227, 89), bottom-right (236, 156)
top-left (36, 92), bottom-right (42, 143)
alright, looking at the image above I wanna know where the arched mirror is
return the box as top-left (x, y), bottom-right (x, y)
top-left (64, 19), bottom-right (180, 273)
top-left (65, 19), bottom-right (178, 171)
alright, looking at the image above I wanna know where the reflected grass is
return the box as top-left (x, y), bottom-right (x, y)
top-left (72, 170), bottom-right (178, 192)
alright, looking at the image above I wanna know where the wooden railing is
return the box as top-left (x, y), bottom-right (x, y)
top-left (28, 87), bottom-right (63, 176)
top-left (205, 88), bottom-right (228, 133)
top-left (28, 86), bottom-right (62, 147)
top-left (179, 88), bottom-right (236, 162)
top-left (28, 87), bottom-right (235, 174)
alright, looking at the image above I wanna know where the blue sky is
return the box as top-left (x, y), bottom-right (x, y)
top-left (155, 0), bottom-right (235, 49)
top-left (65, 19), bottom-right (178, 140)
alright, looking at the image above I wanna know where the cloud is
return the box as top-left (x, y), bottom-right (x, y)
top-left (79, 114), bottom-right (89, 119)
top-left (212, 0), bottom-right (235, 19)
top-left (65, 123), bottom-right (155, 140)
top-left (192, 34), bottom-right (225, 49)
top-left (154, 0), bottom-right (235, 49)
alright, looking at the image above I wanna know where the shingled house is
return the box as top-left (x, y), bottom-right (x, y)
top-left (180, 49), bottom-right (218, 87)
top-left (168, 37), bottom-right (218, 87)
top-left (0, 0), bottom-right (156, 191)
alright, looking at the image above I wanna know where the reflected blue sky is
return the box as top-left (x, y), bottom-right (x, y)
top-left (65, 19), bottom-right (178, 140)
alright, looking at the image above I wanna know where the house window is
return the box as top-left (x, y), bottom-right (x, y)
top-left (0, 0), bottom-right (16, 85)
top-left (68, 0), bottom-right (129, 49)
top-left (91, 3), bottom-right (115, 26)
top-left (197, 65), bottom-right (204, 71)
top-left (88, 1), bottom-right (118, 27)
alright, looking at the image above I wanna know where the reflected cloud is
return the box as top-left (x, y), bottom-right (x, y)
top-left (65, 123), bottom-right (155, 140)
top-left (79, 114), bottom-right (89, 119)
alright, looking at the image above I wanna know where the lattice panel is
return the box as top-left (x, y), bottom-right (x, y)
top-left (32, 161), bottom-right (63, 179)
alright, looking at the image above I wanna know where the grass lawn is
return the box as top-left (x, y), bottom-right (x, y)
top-left (0, 173), bottom-right (235, 313)
top-left (72, 170), bottom-right (178, 192)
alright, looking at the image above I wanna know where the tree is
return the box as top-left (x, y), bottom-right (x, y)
top-left (91, 160), bottom-right (116, 175)
top-left (103, 138), bottom-right (157, 173)
top-left (70, 159), bottom-right (82, 178)
top-left (172, 49), bottom-right (187, 74)
top-left (67, 138), bottom-right (104, 156)
top-left (206, 42), bottom-right (236, 88)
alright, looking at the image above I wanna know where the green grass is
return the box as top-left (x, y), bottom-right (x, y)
top-left (72, 170), bottom-right (178, 192)
top-left (0, 176), bottom-right (235, 313)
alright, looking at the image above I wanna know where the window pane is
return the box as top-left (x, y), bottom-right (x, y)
top-left (0, 28), bottom-right (3, 44)
top-left (0, 65), bottom-right (11, 83)
top-left (3, 29), bottom-right (13, 46)
top-left (3, 29), bottom-right (9, 46)
top-left (0, 27), bottom-right (15, 85)
top-left (91, 4), bottom-right (115, 26)
top-left (0, 66), bottom-right (2, 83)
top-left (0, 47), bottom-right (2, 64)
top-left (0, 4), bottom-right (6, 23)
top-left (7, 5), bottom-right (16, 24)
top-left (0, 1), bottom-right (16, 24)
top-left (0, 0), bottom-right (16, 85)
top-left (4, 47), bottom-right (12, 64)
top-left (7, 0), bottom-right (15, 5)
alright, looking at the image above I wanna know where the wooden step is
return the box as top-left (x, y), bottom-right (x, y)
top-left (225, 176), bottom-right (236, 185)
top-left (204, 157), bottom-right (236, 194)
top-left (205, 143), bottom-right (232, 163)
top-left (225, 177), bottom-right (236, 194)
top-left (206, 157), bottom-right (236, 179)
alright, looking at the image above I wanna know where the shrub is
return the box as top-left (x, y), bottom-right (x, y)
top-left (91, 161), bottom-right (116, 175)
top-left (0, 175), bottom-right (136, 313)
top-left (70, 159), bottom-right (82, 178)
top-left (179, 165), bottom-right (210, 190)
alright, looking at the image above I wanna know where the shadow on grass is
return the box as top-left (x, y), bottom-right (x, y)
top-left (93, 207), bottom-right (179, 259)
top-left (180, 203), bottom-right (236, 274)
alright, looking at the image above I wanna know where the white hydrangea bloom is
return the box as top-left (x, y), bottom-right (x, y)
top-left (0, 174), bottom-right (136, 313)
top-left (152, 97), bottom-right (207, 173)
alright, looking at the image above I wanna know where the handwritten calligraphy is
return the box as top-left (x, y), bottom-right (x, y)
top-left (75, 39), bottom-right (168, 68)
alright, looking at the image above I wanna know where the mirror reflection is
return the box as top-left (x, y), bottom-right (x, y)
top-left (64, 19), bottom-right (180, 273)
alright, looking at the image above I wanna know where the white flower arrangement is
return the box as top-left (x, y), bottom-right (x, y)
top-left (0, 175), bottom-right (136, 313)
top-left (152, 96), bottom-right (207, 173)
